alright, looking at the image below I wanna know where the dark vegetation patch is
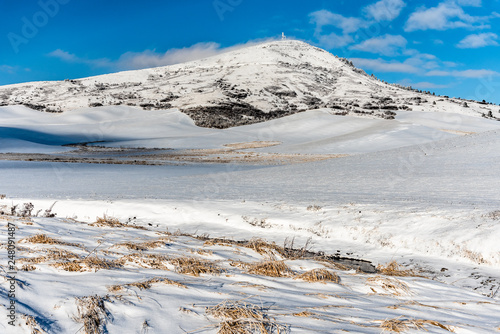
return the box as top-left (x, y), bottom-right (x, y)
top-left (182, 102), bottom-right (301, 129)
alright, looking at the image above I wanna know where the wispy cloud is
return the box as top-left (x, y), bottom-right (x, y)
top-left (351, 58), bottom-right (419, 73)
top-left (316, 33), bottom-right (354, 49)
top-left (115, 42), bottom-right (226, 70)
top-left (412, 81), bottom-right (451, 89)
top-left (426, 69), bottom-right (500, 78)
top-left (404, 1), bottom-right (496, 32)
top-left (350, 34), bottom-right (407, 56)
top-left (363, 0), bottom-right (406, 22)
top-left (399, 79), bottom-right (451, 89)
top-left (48, 49), bottom-right (111, 68)
top-left (0, 65), bottom-right (17, 74)
top-left (456, 32), bottom-right (499, 48)
top-left (309, 0), bottom-right (406, 50)
top-left (309, 10), bottom-right (368, 35)
top-left (456, 0), bottom-right (481, 6)
top-left (49, 39), bottom-right (276, 71)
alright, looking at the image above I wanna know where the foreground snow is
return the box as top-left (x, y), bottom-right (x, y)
top-left (1, 207), bottom-right (499, 334)
top-left (1, 104), bottom-right (500, 332)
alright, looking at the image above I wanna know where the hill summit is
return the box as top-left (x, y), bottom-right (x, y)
top-left (0, 40), bottom-right (498, 128)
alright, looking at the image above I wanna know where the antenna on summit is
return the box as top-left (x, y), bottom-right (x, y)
top-left (282, 32), bottom-right (286, 40)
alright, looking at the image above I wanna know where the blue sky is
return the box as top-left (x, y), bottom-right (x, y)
top-left (1, 0), bottom-right (499, 103)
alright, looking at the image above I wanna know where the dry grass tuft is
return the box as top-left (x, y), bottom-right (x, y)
top-left (293, 311), bottom-right (314, 317)
top-left (107, 285), bottom-right (124, 293)
top-left (189, 248), bottom-right (214, 256)
top-left (367, 276), bottom-right (412, 296)
top-left (380, 317), bottom-right (454, 332)
top-left (21, 313), bottom-right (47, 333)
top-left (206, 300), bottom-right (288, 334)
top-left (74, 295), bottom-right (109, 334)
top-left (119, 253), bottom-right (170, 270)
top-left (53, 261), bottom-right (83, 272)
top-left (113, 239), bottom-right (169, 251)
top-left (21, 234), bottom-right (81, 247)
top-left (19, 248), bottom-right (80, 264)
top-left (207, 300), bottom-right (265, 321)
top-left (91, 214), bottom-right (146, 230)
top-left (170, 257), bottom-right (224, 276)
top-left (52, 256), bottom-right (121, 272)
top-left (295, 268), bottom-right (340, 284)
top-left (377, 261), bottom-right (415, 277)
top-left (113, 242), bottom-right (148, 251)
top-left (387, 301), bottom-right (440, 310)
top-left (21, 264), bottom-right (37, 271)
top-left (245, 238), bottom-right (286, 257)
top-left (231, 282), bottom-right (270, 291)
top-left (124, 277), bottom-right (187, 290)
top-left (246, 260), bottom-right (294, 278)
top-left (306, 205), bottom-right (322, 211)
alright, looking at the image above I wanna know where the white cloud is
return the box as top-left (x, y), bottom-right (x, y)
top-left (457, 0), bottom-right (481, 6)
top-left (0, 65), bottom-right (17, 74)
top-left (48, 49), bottom-right (111, 68)
top-left (405, 1), bottom-right (492, 32)
top-left (49, 39), bottom-right (276, 71)
top-left (412, 81), bottom-right (450, 89)
top-left (317, 33), bottom-right (354, 49)
top-left (49, 49), bottom-right (78, 62)
top-left (426, 69), bottom-right (500, 78)
top-left (309, 10), bottom-right (368, 34)
top-left (351, 58), bottom-right (419, 73)
top-left (115, 43), bottom-right (225, 70)
top-left (350, 34), bottom-right (407, 56)
top-left (456, 33), bottom-right (499, 48)
top-left (363, 0), bottom-right (406, 22)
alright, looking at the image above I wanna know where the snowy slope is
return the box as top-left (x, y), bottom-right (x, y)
top-left (2, 105), bottom-right (500, 154)
top-left (1, 40), bottom-right (499, 128)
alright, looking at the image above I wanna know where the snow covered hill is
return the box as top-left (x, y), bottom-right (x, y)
top-left (1, 40), bottom-right (499, 128)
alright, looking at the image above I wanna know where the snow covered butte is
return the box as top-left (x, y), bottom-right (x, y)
top-left (0, 40), bottom-right (498, 128)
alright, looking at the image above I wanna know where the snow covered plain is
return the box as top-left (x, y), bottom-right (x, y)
top-left (1, 102), bottom-right (500, 333)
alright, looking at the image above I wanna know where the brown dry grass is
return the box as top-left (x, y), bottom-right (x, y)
top-left (206, 300), bottom-right (287, 334)
top-left (21, 234), bottom-right (81, 247)
top-left (52, 256), bottom-right (122, 272)
top-left (295, 268), bottom-right (340, 284)
top-left (387, 301), bottom-right (441, 310)
top-left (293, 311), bottom-right (314, 317)
top-left (19, 248), bottom-right (80, 264)
top-left (90, 214), bottom-right (146, 230)
top-left (377, 261), bottom-right (415, 277)
top-left (203, 237), bottom-right (287, 258)
top-left (119, 253), bottom-right (170, 270)
top-left (108, 277), bottom-right (186, 292)
top-left (380, 317), bottom-right (454, 332)
top-left (245, 238), bottom-right (286, 257)
top-left (113, 242), bottom-right (148, 251)
top-left (20, 313), bottom-right (47, 334)
top-left (367, 276), bottom-right (412, 296)
top-left (74, 295), bottom-right (109, 334)
top-left (231, 282), bottom-right (270, 291)
top-left (113, 239), bottom-right (169, 251)
top-left (246, 260), bottom-right (294, 278)
top-left (21, 264), bottom-right (37, 271)
top-left (170, 257), bottom-right (224, 276)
